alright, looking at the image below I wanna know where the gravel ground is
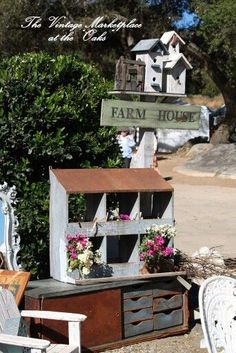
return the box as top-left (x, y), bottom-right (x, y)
top-left (100, 323), bottom-right (208, 353)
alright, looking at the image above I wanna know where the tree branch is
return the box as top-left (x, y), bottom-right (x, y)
top-left (186, 42), bottom-right (229, 92)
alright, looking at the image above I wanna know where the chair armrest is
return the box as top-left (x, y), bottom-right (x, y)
top-left (0, 333), bottom-right (50, 350)
top-left (21, 310), bottom-right (87, 322)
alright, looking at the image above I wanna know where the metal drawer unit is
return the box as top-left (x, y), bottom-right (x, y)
top-left (122, 279), bottom-right (188, 338)
top-left (123, 283), bottom-right (153, 338)
top-left (153, 280), bottom-right (184, 331)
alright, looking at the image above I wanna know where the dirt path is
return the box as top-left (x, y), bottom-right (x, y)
top-left (157, 153), bottom-right (236, 258)
top-left (100, 153), bottom-right (234, 353)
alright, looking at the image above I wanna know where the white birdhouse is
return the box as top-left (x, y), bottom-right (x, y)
top-left (130, 31), bottom-right (192, 95)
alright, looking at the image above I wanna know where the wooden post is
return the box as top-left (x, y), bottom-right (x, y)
top-left (49, 170), bottom-right (70, 283)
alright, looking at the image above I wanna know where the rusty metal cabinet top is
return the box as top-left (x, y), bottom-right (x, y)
top-left (51, 168), bottom-right (173, 194)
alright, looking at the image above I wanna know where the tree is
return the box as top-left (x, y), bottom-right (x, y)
top-left (0, 0), bottom-right (188, 77)
top-left (186, 0), bottom-right (236, 136)
top-left (0, 0), bottom-right (83, 57)
top-left (0, 52), bottom-right (121, 278)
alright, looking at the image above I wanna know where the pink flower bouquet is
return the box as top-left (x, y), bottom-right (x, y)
top-left (139, 224), bottom-right (176, 271)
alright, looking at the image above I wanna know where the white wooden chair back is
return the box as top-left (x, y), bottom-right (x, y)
top-left (199, 275), bottom-right (236, 353)
top-left (0, 288), bottom-right (23, 353)
top-left (0, 288), bottom-right (21, 335)
top-left (0, 288), bottom-right (87, 353)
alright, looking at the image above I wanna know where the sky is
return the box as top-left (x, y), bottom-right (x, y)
top-left (174, 10), bottom-right (199, 29)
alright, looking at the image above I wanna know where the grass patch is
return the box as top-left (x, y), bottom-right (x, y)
top-left (183, 94), bottom-right (224, 109)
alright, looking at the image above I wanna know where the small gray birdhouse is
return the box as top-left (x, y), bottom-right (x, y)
top-left (131, 38), bottom-right (169, 92)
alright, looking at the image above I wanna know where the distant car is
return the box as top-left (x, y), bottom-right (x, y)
top-left (208, 105), bottom-right (226, 136)
top-left (209, 105), bottom-right (226, 126)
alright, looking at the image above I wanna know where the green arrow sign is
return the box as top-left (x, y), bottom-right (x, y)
top-left (100, 99), bottom-right (201, 130)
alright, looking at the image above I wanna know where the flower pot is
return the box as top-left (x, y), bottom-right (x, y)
top-left (140, 262), bottom-right (160, 274)
top-left (158, 258), bottom-right (175, 272)
top-left (140, 258), bottom-right (175, 274)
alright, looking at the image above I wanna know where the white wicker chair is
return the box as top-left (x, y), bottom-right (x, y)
top-left (0, 288), bottom-right (86, 353)
top-left (199, 275), bottom-right (236, 353)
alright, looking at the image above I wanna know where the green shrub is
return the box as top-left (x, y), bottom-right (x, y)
top-left (0, 52), bottom-right (121, 278)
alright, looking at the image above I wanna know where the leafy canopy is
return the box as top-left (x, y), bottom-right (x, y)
top-left (192, 0), bottom-right (236, 83)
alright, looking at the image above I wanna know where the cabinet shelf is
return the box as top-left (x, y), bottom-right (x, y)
top-left (68, 218), bottom-right (174, 237)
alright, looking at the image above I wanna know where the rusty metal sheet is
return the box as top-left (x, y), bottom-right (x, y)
top-left (50, 168), bottom-right (173, 194)
top-left (39, 289), bottom-right (122, 347)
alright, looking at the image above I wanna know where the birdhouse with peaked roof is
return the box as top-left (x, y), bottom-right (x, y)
top-left (160, 31), bottom-right (185, 55)
top-left (114, 31), bottom-right (192, 95)
top-left (162, 52), bottom-right (192, 94)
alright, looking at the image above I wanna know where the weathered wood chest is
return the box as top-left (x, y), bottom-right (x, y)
top-left (24, 274), bottom-right (189, 352)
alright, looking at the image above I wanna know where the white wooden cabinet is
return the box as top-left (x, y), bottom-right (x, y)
top-left (49, 168), bottom-right (174, 283)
